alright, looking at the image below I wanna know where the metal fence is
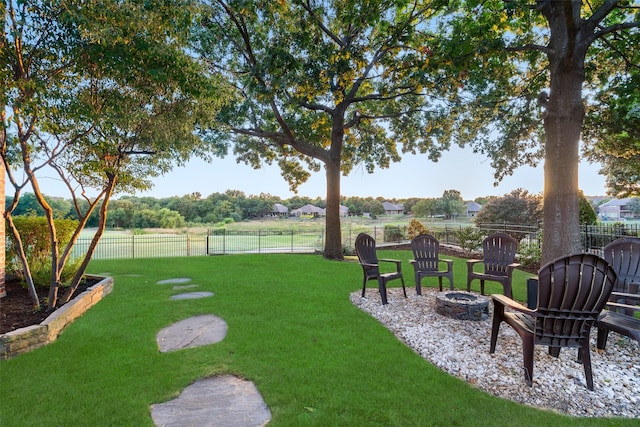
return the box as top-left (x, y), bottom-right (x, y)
top-left (72, 222), bottom-right (639, 260)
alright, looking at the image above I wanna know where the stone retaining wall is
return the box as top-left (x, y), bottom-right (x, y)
top-left (0, 275), bottom-right (113, 359)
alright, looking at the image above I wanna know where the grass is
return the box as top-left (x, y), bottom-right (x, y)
top-left (0, 251), bottom-right (635, 426)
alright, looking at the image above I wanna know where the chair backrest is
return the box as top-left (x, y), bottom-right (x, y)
top-left (411, 234), bottom-right (441, 272)
top-left (481, 233), bottom-right (518, 276)
top-left (602, 237), bottom-right (640, 292)
top-left (355, 233), bottom-right (379, 275)
top-left (535, 253), bottom-right (616, 348)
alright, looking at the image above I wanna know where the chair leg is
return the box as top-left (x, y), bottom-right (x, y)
top-left (400, 277), bottom-right (407, 298)
top-left (447, 272), bottom-right (454, 290)
top-left (503, 281), bottom-right (513, 299)
top-left (580, 340), bottom-right (594, 391)
top-left (377, 278), bottom-right (388, 305)
top-left (361, 278), bottom-right (367, 297)
top-left (415, 273), bottom-right (422, 296)
top-left (489, 302), bottom-right (504, 353)
top-left (480, 280), bottom-right (485, 295)
top-left (438, 277), bottom-right (443, 292)
top-left (596, 327), bottom-right (609, 350)
top-left (522, 334), bottom-right (535, 387)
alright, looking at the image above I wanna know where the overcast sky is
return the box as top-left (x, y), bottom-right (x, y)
top-left (22, 144), bottom-right (607, 201)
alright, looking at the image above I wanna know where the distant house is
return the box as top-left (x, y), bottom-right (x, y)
top-left (271, 203), bottom-right (289, 217)
top-left (382, 202), bottom-right (404, 215)
top-left (320, 205), bottom-right (350, 217)
top-left (598, 198), bottom-right (637, 220)
top-left (291, 203), bottom-right (324, 217)
top-left (465, 201), bottom-right (482, 217)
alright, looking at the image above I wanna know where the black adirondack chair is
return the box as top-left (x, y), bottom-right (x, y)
top-left (355, 233), bottom-right (406, 305)
top-left (466, 233), bottom-right (520, 298)
top-left (597, 237), bottom-right (640, 350)
top-left (410, 234), bottom-right (454, 294)
top-left (490, 253), bottom-right (616, 390)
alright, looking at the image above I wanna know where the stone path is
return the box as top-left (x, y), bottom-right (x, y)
top-left (152, 278), bottom-right (271, 426)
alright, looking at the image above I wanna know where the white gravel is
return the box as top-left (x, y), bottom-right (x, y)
top-left (350, 287), bottom-right (639, 419)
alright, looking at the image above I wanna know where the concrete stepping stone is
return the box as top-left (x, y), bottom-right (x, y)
top-left (150, 375), bottom-right (271, 427)
top-left (156, 315), bottom-right (227, 352)
top-left (170, 291), bottom-right (214, 300)
top-left (157, 278), bottom-right (191, 285)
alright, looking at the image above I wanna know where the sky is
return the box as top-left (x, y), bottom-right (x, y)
top-left (22, 144), bottom-right (607, 202)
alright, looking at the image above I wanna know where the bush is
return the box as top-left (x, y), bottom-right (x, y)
top-left (6, 216), bottom-right (81, 289)
top-left (384, 225), bottom-right (404, 242)
top-left (518, 237), bottom-right (542, 270)
top-left (455, 227), bottom-right (484, 255)
top-left (407, 219), bottom-right (430, 239)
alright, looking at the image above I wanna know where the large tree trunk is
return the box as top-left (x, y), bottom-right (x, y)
top-left (541, 4), bottom-right (587, 264)
top-left (324, 159), bottom-right (343, 260)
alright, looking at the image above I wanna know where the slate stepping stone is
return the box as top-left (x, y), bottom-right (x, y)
top-left (150, 375), bottom-right (271, 427)
top-left (157, 278), bottom-right (191, 285)
top-left (170, 291), bottom-right (214, 300)
top-left (156, 315), bottom-right (227, 352)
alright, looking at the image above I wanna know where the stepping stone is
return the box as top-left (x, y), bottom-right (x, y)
top-left (157, 278), bottom-right (191, 285)
top-left (170, 291), bottom-right (214, 300)
top-left (150, 375), bottom-right (271, 427)
top-left (156, 315), bottom-right (227, 352)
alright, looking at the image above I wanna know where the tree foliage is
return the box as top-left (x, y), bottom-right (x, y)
top-left (474, 188), bottom-right (542, 227)
top-left (194, 0), bottom-right (465, 259)
top-left (2, 0), bottom-right (227, 309)
top-left (445, 0), bottom-right (639, 263)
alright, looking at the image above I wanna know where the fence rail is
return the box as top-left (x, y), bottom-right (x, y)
top-left (70, 222), bottom-right (640, 260)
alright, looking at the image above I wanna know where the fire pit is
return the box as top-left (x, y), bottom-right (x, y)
top-left (435, 291), bottom-right (489, 321)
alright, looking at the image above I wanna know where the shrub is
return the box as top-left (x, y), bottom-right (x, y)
top-left (407, 219), bottom-right (430, 239)
top-left (6, 216), bottom-right (81, 289)
top-left (518, 237), bottom-right (542, 270)
top-left (455, 227), bottom-right (484, 255)
top-left (384, 225), bottom-right (404, 242)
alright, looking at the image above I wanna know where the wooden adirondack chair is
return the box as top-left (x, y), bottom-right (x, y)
top-left (355, 233), bottom-right (406, 305)
top-left (410, 234), bottom-right (454, 294)
top-left (597, 237), bottom-right (640, 350)
top-left (466, 233), bottom-right (520, 298)
top-left (490, 253), bottom-right (616, 390)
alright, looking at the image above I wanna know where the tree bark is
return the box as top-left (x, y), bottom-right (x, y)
top-left (324, 158), bottom-right (343, 260)
top-left (540, 2), bottom-right (587, 264)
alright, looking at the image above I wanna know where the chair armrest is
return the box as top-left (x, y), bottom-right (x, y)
top-left (360, 262), bottom-right (378, 268)
top-left (467, 259), bottom-right (482, 265)
top-left (507, 262), bottom-right (521, 269)
top-left (409, 259), bottom-right (417, 265)
top-left (611, 291), bottom-right (640, 302)
top-left (440, 259), bottom-right (454, 268)
top-left (379, 258), bottom-right (401, 264)
top-left (492, 293), bottom-right (535, 315)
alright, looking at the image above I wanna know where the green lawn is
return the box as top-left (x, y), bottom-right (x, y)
top-left (0, 252), bottom-right (634, 426)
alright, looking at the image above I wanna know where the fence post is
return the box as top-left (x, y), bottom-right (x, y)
top-left (187, 235), bottom-right (190, 256)
top-left (259, 230), bottom-right (261, 253)
top-left (132, 234), bottom-right (135, 259)
top-left (223, 228), bottom-right (226, 254)
top-left (291, 229), bottom-right (294, 252)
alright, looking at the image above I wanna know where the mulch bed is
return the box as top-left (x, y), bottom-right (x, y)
top-left (0, 279), bottom-right (93, 334)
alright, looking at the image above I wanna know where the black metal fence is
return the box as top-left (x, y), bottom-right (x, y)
top-left (72, 222), bottom-right (639, 260)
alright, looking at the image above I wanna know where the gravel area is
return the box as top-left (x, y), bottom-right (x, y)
top-left (350, 287), bottom-right (639, 419)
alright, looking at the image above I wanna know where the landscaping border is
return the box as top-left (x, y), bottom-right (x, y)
top-left (0, 275), bottom-right (113, 359)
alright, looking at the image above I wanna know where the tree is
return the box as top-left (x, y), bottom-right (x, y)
top-left (474, 188), bottom-right (543, 227)
top-left (448, 1), bottom-right (639, 264)
top-left (435, 190), bottom-right (466, 220)
top-left (2, 0), bottom-right (227, 309)
top-left (583, 60), bottom-right (640, 198)
top-left (411, 198), bottom-right (438, 218)
top-left (194, 1), bottom-right (463, 259)
top-left (578, 192), bottom-right (597, 225)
